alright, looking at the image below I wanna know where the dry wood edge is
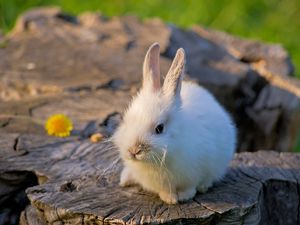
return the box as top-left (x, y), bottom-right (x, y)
top-left (0, 133), bottom-right (300, 225)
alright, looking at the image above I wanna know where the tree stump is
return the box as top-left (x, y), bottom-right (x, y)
top-left (1, 134), bottom-right (300, 225)
top-left (0, 7), bottom-right (299, 152)
top-left (0, 7), bottom-right (300, 225)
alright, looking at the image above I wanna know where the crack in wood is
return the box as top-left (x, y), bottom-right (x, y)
top-left (0, 118), bottom-right (11, 128)
top-left (28, 102), bottom-right (48, 117)
top-left (278, 153), bottom-right (300, 225)
top-left (60, 181), bottom-right (76, 192)
top-left (13, 136), bottom-right (20, 151)
top-left (56, 12), bottom-right (78, 24)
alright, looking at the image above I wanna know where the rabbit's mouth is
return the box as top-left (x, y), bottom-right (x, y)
top-left (127, 145), bottom-right (167, 165)
top-left (127, 142), bottom-right (151, 161)
top-left (135, 147), bottom-right (167, 166)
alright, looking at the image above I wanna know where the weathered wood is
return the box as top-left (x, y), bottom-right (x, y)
top-left (19, 205), bottom-right (47, 225)
top-left (165, 25), bottom-right (300, 152)
top-left (1, 7), bottom-right (299, 152)
top-left (1, 133), bottom-right (300, 224)
top-left (0, 7), bottom-right (300, 225)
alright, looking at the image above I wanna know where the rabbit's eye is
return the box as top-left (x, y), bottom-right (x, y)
top-left (155, 123), bottom-right (164, 134)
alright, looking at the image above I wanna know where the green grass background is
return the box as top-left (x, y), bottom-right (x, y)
top-left (0, 0), bottom-right (299, 151)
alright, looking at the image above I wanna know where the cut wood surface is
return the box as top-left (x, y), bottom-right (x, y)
top-left (0, 7), bottom-right (300, 225)
top-left (1, 133), bottom-right (300, 225)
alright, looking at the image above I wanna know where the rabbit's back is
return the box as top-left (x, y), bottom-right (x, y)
top-left (175, 81), bottom-right (236, 181)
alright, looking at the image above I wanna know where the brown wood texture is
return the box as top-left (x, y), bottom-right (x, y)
top-left (0, 7), bottom-right (300, 225)
top-left (1, 134), bottom-right (300, 224)
top-left (0, 8), bottom-right (299, 152)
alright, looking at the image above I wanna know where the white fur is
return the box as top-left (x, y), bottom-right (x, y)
top-left (113, 45), bottom-right (236, 204)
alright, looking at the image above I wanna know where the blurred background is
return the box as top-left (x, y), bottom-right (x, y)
top-left (0, 0), bottom-right (299, 151)
top-left (0, 0), bottom-right (299, 78)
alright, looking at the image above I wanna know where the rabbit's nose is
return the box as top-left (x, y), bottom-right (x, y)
top-left (128, 146), bottom-right (142, 158)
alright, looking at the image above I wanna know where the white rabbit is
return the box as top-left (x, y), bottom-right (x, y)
top-left (113, 42), bottom-right (236, 204)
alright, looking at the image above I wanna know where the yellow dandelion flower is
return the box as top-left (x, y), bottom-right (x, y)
top-left (45, 114), bottom-right (73, 137)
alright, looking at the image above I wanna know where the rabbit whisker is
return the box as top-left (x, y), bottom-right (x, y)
top-left (152, 150), bottom-right (173, 201)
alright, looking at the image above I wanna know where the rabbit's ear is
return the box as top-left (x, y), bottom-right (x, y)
top-left (142, 42), bottom-right (161, 92)
top-left (163, 48), bottom-right (185, 99)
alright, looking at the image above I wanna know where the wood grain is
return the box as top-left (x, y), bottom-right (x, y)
top-left (1, 8), bottom-right (299, 152)
top-left (1, 133), bottom-right (300, 224)
top-left (0, 7), bottom-right (300, 225)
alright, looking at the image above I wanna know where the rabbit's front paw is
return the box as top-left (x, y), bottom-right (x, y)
top-left (159, 191), bottom-right (178, 204)
top-left (197, 180), bottom-right (213, 193)
top-left (119, 167), bottom-right (135, 187)
top-left (178, 188), bottom-right (196, 202)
